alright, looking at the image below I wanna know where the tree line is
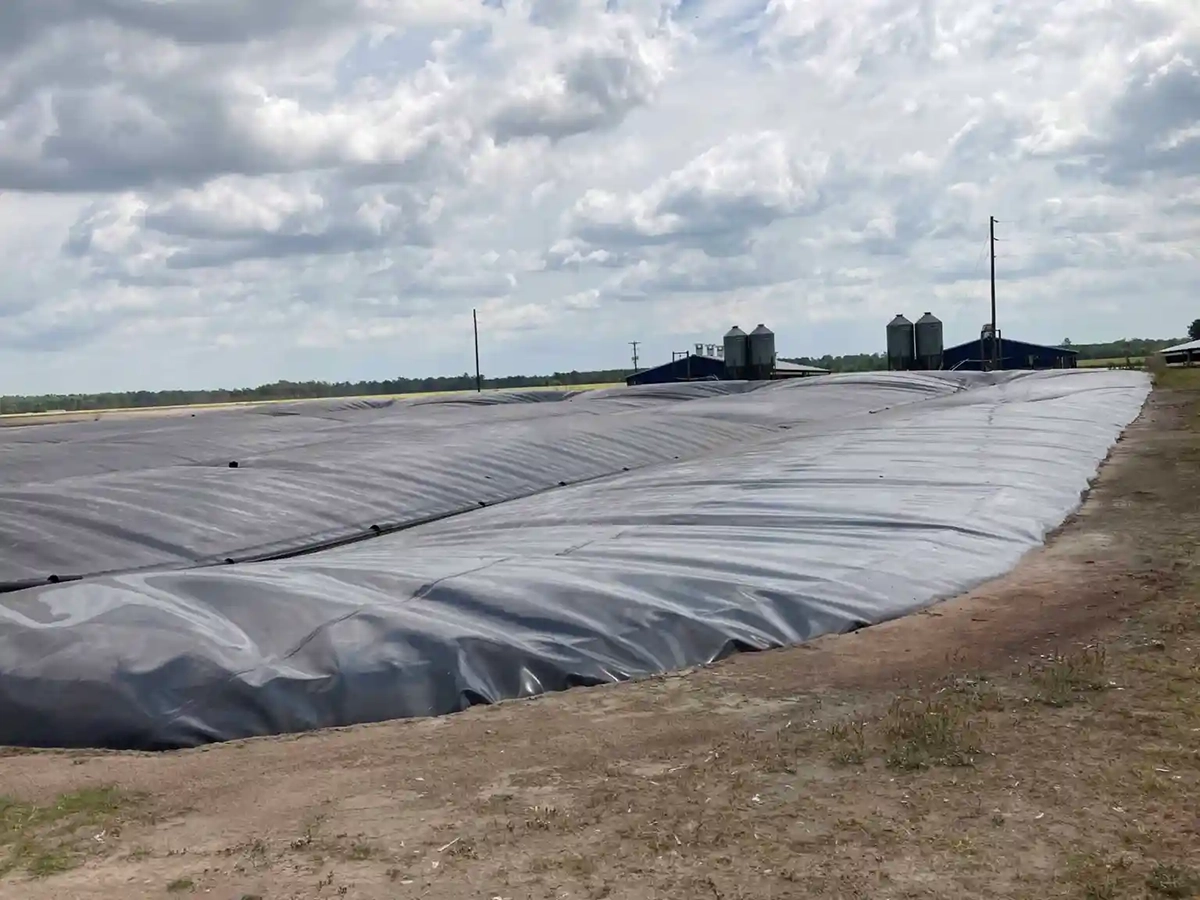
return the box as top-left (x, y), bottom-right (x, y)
top-left (785, 338), bottom-right (1188, 373)
top-left (0, 336), bottom-right (1189, 415)
top-left (1059, 338), bottom-right (1185, 360)
top-left (0, 369), bottom-right (632, 415)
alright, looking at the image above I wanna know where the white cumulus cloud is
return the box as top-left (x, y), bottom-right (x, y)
top-left (0, 0), bottom-right (1196, 392)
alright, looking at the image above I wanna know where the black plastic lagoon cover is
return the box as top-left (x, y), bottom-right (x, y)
top-left (0, 371), bottom-right (1149, 749)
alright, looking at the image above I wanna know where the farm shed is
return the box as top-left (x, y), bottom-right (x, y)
top-left (941, 337), bottom-right (1078, 371)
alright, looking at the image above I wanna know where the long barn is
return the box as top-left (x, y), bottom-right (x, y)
top-left (1161, 339), bottom-right (1200, 366)
top-left (941, 337), bottom-right (1078, 371)
top-left (625, 355), bottom-right (828, 386)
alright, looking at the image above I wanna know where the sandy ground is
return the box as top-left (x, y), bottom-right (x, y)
top-left (2, 372), bottom-right (1198, 900)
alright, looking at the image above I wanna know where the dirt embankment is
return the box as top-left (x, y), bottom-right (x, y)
top-left (2, 371), bottom-right (1198, 900)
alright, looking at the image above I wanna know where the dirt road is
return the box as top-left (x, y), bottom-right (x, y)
top-left (2, 371), bottom-right (1198, 900)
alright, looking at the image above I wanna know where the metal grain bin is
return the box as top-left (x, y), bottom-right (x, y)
top-left (887, 314), bottom-right (915, 371)
top-left (747, 324), bottom-right (776, 380)
top-left (723, 326), bottom-right (748, 379)
top-left (914, 312), bottom-right (944, 371)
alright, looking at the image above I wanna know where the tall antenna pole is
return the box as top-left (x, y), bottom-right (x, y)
top-left (990, 215), bottom-right (997, 370)
top-left (630, 340), bottom-right (640, 372)
top-left (473, 308), bottom-right (482, 393)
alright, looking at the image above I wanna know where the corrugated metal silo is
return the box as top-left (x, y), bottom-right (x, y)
top-left (747, 324), bottom-right (776, 380)
top-left (914, 312), bottom-right (943, 371)
top-left (887, 314), bottom-right (915, 371)
top-left (723, 326), bottom-right (748, 379)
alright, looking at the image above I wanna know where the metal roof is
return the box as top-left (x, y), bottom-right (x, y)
top-left (944, 337), bottom-right (1078, 356)
top-left (625, 354), bottom-right (727, 386)
top-left (774, 360), bottom-right (831, 374)
top-left (1161, 338), bottom-right (1200, 354)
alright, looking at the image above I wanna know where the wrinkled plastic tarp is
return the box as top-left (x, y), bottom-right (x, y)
top-left (0, 371), bottom-right (1149, 749)
top-left (0, 377), bottom-right (956, 587)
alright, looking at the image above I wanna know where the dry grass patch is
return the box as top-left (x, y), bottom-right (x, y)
top-left (1031, 647), bottom-right (1109, 707)
top-left (827, 720), bottom-right (867, 765)
top-left (1146, 861), bottom-right (1200, 898)
top-left (1156, 366), bottom-right (1200, 393)
top-left (821, 686), bottom-right (992, 771)
top-left (0, 786), bottom-right (142, 878)
top-left (880, 696), bottom-right (986, 770)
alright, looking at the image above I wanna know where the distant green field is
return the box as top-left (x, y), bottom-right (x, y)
top-left (0, 382), bottom-right (623, 426)
top-left (1078, 356), bottom-right (1146, 369)
top-left (1157, 367), bottom-right (1200, 390)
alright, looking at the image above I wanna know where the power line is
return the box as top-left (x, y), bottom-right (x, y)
top-left (971, 232), bottom-right (990, 274)
top-left (629, 340), bottom-right (640, 372)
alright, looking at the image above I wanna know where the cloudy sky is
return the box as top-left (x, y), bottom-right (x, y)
top-left (0, 0), bottom-right (1196, 393)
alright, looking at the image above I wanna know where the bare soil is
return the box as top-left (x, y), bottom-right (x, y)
top-left (3, 372), bottom-right (1198, 900)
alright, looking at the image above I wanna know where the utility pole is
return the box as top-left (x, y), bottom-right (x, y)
top-left (990, 215), bottom-right (998, 370)
top-left (473, 308), bottom-right (482, 393)
top-left (629, 341), bottom-right (640, 372)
